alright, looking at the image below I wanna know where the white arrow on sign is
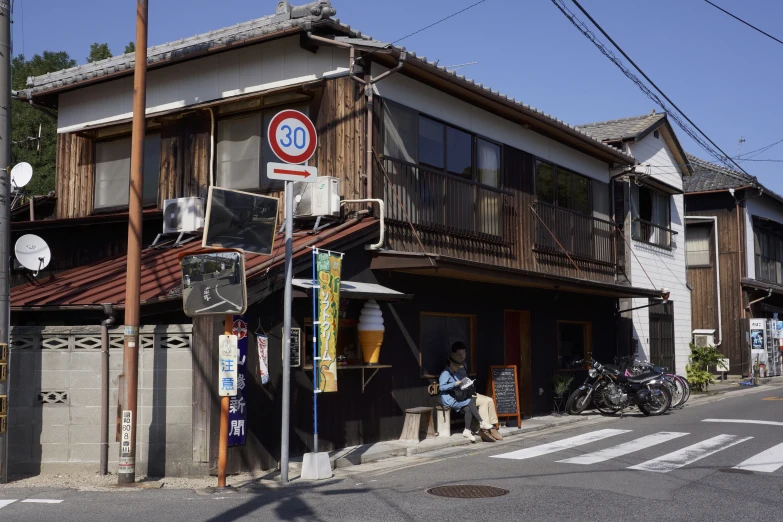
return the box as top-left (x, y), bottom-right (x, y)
top-left (267, 162), bottom-right (318, 183)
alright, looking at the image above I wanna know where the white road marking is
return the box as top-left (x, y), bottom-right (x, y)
top-left (629, 434), bottom-right (753, 473)
top-left (558, 432), bottom-right (689, 465)
top-left (702, 419), bottom-right (783, 427)
top-left (490, 429), bottom-right (631, 460)
top-left (194, 299), bottom-right (230, 313)
top-left (20, 499), bottom-right (63, 504)
top-left (213, 285), bottom-right (240, 309)
top-left (734, 442), bottom-right (783, 473)
top-left (0, 500), bottom-right (18, 509)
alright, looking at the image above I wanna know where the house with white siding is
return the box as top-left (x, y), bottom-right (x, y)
top-left (578, 113), bottom-right (692, 372)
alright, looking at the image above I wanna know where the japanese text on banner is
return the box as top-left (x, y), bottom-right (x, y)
top-left (317, 253), bottom-right (341, 392)
top-left (229, 316), bottom-right (248, 446)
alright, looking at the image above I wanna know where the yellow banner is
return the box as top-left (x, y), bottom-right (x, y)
top-left (317, 253), bottom-right (341, 392)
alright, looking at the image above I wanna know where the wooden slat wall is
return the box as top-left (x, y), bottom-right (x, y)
top-left (159, 112), bottom-right (210, 203)
top-left (55, 133), bottom-right (95, 219)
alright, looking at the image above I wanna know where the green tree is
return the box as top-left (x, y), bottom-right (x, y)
top-left (87, 42), bottom-right (112, 63)
top-left (12, 51), bottom-right (77, 196)
top-left (686, 343), bottom-right (723, 392)
top-left (124, 42), bottom-right (135, 54)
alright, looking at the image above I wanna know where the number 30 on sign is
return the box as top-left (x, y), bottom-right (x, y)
top-left (267, 109), bottom-right (317, 165)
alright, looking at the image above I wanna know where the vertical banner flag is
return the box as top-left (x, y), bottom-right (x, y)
top-left (229, 316), bottom-right (248, 447)
top-left (257, 332), bottom-right (269, 385)
top-left (316, 252), bottom-right (341, 392)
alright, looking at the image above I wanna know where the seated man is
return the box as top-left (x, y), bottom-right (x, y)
top-left (451, 342), bottom-right (503, 440)
top-left (438, 353), bottom-right (495, 443)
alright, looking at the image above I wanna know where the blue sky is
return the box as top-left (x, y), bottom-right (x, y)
top-left (13, 0), bottom-right (783, 190)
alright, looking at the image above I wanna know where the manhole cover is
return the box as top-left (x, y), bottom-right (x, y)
top-left (720, 468), bottom-right (753, 475)
top-left (427, 485), bottom-right (509, 498)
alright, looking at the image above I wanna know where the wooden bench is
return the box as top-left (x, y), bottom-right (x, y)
top-left (435, 405), bottom-right (468, 437)
top-left (399, 407), bottom-right (436, 443)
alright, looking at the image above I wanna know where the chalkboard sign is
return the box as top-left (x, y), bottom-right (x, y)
top-left (282, 327), bottom-right (301, 368)
top-left (490, 365), bottom-right (521, 428)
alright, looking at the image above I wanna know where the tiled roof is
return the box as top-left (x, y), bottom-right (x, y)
top-left (11, 218), bottom-right (378, 308)
top-left (683, 153), bottom-right (756, 193)
top-left (22, 3), bottom-right (635, 164)
top-left (575, 112), bottom-right (665, 142)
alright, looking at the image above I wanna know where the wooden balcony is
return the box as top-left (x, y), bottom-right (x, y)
top-left (373, 155), bottom-right (621, 285)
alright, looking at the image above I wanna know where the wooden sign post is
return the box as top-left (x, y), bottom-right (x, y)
top-left (490, 365), bottom-right (521, 428)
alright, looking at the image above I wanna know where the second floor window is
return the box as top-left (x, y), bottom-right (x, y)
top-left (631, 184), bottom-right (672, 247)
top-left (94, 135), bottom-right (160, 211)
top-left (755, 227), bottom-right (783, 285)
top-left (535, 160), bottom-right (591, 214)
top-left (686, 224), bottom-right (712, 267)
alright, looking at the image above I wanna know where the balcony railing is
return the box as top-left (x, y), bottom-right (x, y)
top-left (632, 218), bottom-right (677, 249)
top-left (374, 156), bottom-right (513, 243)
top-left (533, 201), bottom-right (617, 266)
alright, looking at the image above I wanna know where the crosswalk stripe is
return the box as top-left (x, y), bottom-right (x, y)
top-left (490, 429), bottom-right (631, 460)
top-left (558, 431), bottom-right (689, 465)
top-left (733, 442), bottom-right (783, 473)
top-left (20, 500), bottom-right (63, 504)
top-left (629, 434), bottom-right (753, 473)
top-left (0, 500), bottom-right (18, 510)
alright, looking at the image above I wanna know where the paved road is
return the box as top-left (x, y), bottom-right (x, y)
top-left (183, 271), bottom-right (244, 315)
top-left (3, 386), bottom-right (783, 521)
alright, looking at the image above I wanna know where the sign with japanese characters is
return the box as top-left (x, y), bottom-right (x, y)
top-left (316, 252), bottom-right (341, 393)
top-left (120, 410), bottom-right (132, 457)
top-left (229, 317), bottom-right (248, 446)
top-left (218, 334), bottom-right (238, 398)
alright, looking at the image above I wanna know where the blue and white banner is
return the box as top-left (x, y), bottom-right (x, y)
top-left (229, 316), bottom-right (248, 447)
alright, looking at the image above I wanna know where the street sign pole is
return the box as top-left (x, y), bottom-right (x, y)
top-left (280, 180), bottom-right (294, 483)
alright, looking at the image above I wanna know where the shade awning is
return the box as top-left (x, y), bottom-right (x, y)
top-left (292, 279), bottom-right (412, 301)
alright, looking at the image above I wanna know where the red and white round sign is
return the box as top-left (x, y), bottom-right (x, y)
top-left (267, 109), bottom-right (317, 165)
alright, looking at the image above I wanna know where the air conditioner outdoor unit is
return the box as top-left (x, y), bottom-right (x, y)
top-left (692, 329), bottom-right (716, 348)
top-left (293, 177), bottom-right (341, 218)
top-left (163, 197), bottom-right (204, 235)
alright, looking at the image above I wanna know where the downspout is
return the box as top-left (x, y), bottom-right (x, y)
top-left (306, 33), bottom-right (406, 200)
top-left (100, 304), bottom-right (116, 476)
top-left (208, 107), bottom-right (215, 187)
top-left (746, 289), bottom-right (772, 313)
top-left (341, 199), bottom-right (385, 249)
top-left (685, 216), bottom-right (722, 346)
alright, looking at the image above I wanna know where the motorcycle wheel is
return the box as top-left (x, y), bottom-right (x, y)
top-left (638, 383), bottom-right (672, 416)
top-left (566, 388), bottom-right (591, 415)
top-left (592, 382), bottom-right (622, 415)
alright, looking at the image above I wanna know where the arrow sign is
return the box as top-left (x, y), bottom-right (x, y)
top-left (267, 162), bottom-right (318, 183)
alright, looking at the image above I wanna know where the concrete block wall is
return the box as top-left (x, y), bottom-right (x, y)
top-left (7, 325), bottom-right (196, 476)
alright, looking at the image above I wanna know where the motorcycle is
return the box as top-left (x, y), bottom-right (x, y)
top-left (568, 357), bottom-right (672, 416)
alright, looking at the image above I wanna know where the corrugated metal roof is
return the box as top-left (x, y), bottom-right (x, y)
top-left (21, 5), bottom-right (635, 165)
top-left (11, 218), bottom-right (378, 309)
top-left (575, 112), bottom-right (665, 142)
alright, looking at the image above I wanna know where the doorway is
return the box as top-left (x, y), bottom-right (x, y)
top-left (649, 300), bottom-right (676, 371)
top-left (504, 310), bottom-right (532, 418)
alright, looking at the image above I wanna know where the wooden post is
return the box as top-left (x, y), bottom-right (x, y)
top-left (217, 315), bottom-right (231, 488)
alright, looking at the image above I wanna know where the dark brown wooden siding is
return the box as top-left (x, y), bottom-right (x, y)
top-left (686, 200), bottom-right (745, 373)
top-left (159, 112), bottom-right (210, 203)
top-left (55, 133), bottom-right (94, 219)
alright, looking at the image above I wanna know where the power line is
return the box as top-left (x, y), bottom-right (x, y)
top-left (554, 0), bottom-right (752, 183)
top-left (739, 137), bottom-right (783, 160)
top-left (703, 0), bottom-right (783, 47)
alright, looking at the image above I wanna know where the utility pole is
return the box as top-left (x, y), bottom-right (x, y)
top-left (118, 0), bottom-right (148, 486)
top-left (0, 0), bottom-right (11, 485)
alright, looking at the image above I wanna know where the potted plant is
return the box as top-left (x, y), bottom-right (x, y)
top-left (551, 374), bottom-right (574, 416)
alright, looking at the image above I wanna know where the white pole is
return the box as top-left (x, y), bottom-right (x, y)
top-left (280, 180), bottom-right (293, 483)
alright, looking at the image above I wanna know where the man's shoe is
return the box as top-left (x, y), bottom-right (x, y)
top-left (490, 428), bottom-right (503, 441)
top-left (480, 422), bottom-right (493, 430)
top-left (479, 429), bottom-right (496, 443)
top-left (462, 429), bottom-right (476, 443)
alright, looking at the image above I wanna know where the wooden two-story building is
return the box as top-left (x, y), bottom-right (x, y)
top-left (8, 1), bottom-right (666, 476)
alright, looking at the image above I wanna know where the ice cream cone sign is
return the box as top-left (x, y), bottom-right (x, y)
top-left (358, 300), bottom-right (384, 364)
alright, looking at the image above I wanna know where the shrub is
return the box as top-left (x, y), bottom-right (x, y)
top-left (686, 343), bottom-right (722, 392)
top-left (551, 374), bottom-right (574, 398)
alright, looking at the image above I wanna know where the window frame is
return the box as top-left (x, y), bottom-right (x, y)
top-left (419, 312), bottom-right (477, 379)
top-left (92, 133), bottom-right (161, 213)
top-left (685, 223), bottom-right (713, 268)
top-left (381, 99), bottom-right (503, 189)
top-left (556, 320), bottom-right (592, 372)
top-left (534, 159), bottom-right (593, 215)
top-left (754, 226), bottom-right (783, 285)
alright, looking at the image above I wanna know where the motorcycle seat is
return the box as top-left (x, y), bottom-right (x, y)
top-left (626, 371), bottom-right (660, 384)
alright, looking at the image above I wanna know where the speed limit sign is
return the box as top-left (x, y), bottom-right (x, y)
top-left (267, 109), bottom-right (317, 165)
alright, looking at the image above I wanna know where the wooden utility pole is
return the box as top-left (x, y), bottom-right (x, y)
top-left (118, 0), bottom-right (148, 486)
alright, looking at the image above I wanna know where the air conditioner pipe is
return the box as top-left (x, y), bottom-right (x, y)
top-left (100, 303), bottom-right (116, 476)
top-left (341, 199), bottom-right (385, 249)
top-left (685, 216), bottom-right (722, 346)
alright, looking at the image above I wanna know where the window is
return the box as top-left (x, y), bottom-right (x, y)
top-left (755, 227), bottom-right (783, 285)
top-left (418, 116), bottom-right (445, 170)
top-left (477, 139), bottom-right (500, 188)
top-left (383, 102), bottom-right (417, 163)
top-left (447, 126), bottom-right (473, 177)
top-left (216, 106), bottom-right (307, 192)
top-left (94, 135), bottom-right (160, 210)
top-left (631, 184), bottom-right (672, 247)
top-left (419, 313), bottom-right (475, 377)
top-left (557, 321), bottom-right (592, 371)
top-left (686, 224), bottom-right (712, 267)
top-left (535, 161), bottom-right (591, 214)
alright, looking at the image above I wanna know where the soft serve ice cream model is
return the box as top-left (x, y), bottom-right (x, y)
top-left (357, 300), bottom-right (384, 364)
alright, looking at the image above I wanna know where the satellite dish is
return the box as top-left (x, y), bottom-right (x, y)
top-left (11, 162), bottom-right (33, 189)
top-left (15, 234), bottom-right (51, 276)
